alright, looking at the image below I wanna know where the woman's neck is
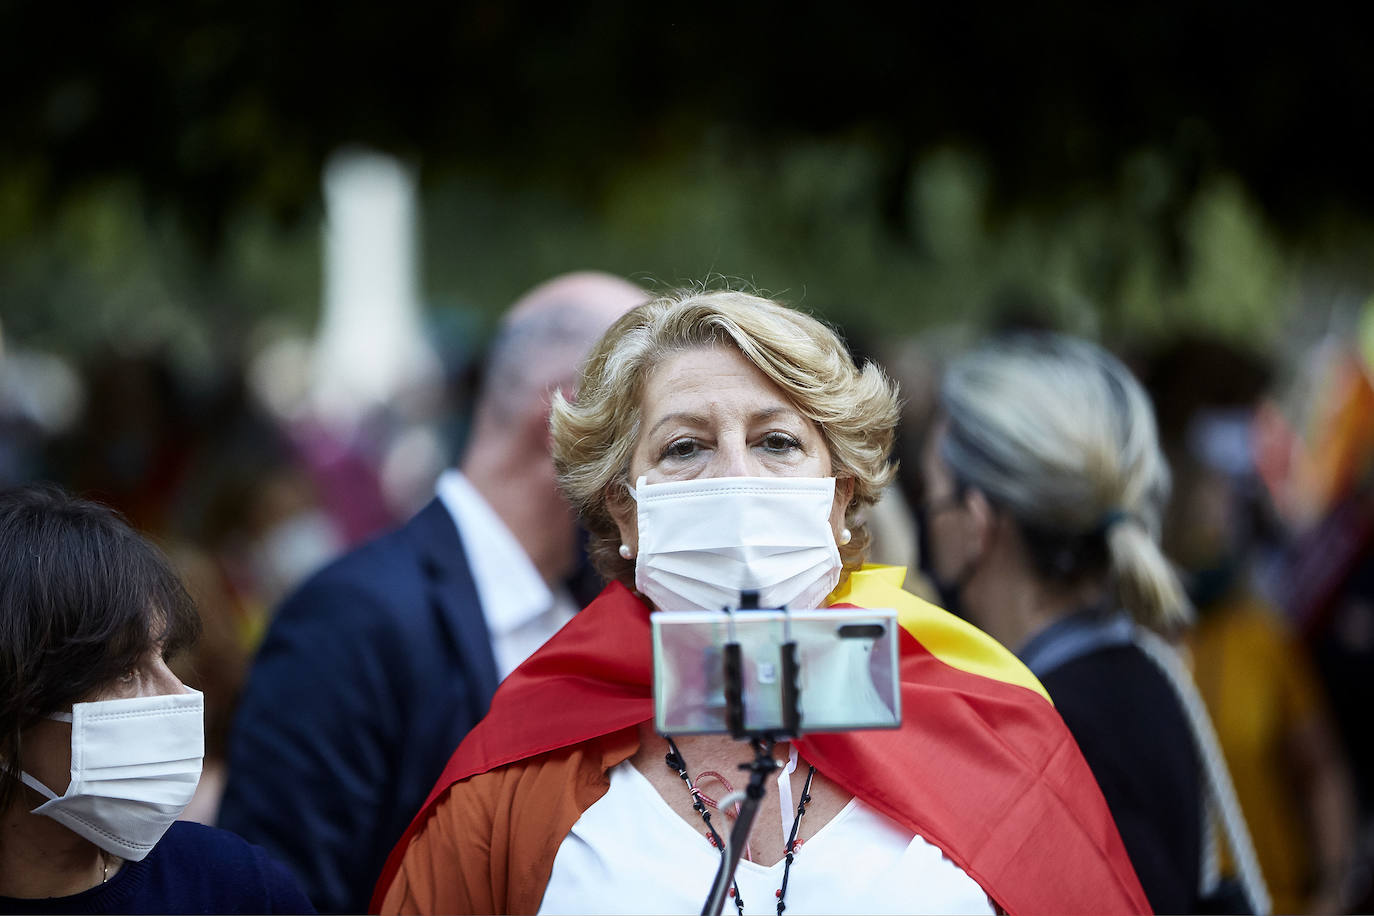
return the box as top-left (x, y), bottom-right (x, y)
top-left (628, 724), bottom-right (852, 868)
top-left (0, 802), bottom-right (117, 899)
top-left (974, 563), bottom-right (1106, 654)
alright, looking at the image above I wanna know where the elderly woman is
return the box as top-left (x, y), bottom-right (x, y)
top-left (374, 291), bottom-right (1148, 915)
top-left (0, 484), bottom-right (313, 913)
top-left (917, 334), bottom-right (1224, 914)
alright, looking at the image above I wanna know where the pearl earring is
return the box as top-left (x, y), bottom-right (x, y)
top-left (619, 544), bottom-right (633, 560)
top-left (839, 528), bottom-right (852, 546)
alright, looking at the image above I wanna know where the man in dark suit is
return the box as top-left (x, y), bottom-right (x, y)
top-left (218, 272), bottom-right (646, 914)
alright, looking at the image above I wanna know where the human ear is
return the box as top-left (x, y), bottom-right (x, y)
top-left (830, 475), bottom-right (855, 535)
top-left (963, 488), bottom-right (997, 555)
top-left (606, 482), bottom-right (638, 555)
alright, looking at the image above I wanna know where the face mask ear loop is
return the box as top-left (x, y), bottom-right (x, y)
top-left (17, 707), bottom-right (75, 803)
top-left (776, 744), bottom-right (800, 843)
top-left (19, 770), bottom-right (60, 802)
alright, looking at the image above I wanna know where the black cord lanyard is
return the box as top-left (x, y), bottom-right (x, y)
top-left (665, 736), bottom-right (817, 916)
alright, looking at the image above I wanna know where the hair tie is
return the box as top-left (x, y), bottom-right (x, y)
top-left (1094, 509), bottom-right (1137, 536)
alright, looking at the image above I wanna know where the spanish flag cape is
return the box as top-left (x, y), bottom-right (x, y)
top-left (372, 567), bottom-right (1150, 915)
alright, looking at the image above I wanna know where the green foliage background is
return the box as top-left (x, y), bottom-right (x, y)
top-left (3, 2), bottom-right (1372, 361)
top-left (5, 135), bottom-right (1371, 366)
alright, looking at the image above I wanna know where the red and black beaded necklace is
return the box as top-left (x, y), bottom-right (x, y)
top-left (664, 737), bottom-right (817, 916)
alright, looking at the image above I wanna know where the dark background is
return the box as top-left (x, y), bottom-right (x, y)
top-left (4, 0), bottom-right (1373, 351)
top-left (7, 2), bottom-right (1374, 236)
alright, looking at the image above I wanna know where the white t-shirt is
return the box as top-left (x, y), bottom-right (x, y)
top-left (538, 760), bottom-right (994, 915)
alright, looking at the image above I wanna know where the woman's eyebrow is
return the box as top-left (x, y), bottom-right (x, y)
top-left (750, 406), bottom-right (798, 424)
top-left (646, 412), bottom-right (709, 439)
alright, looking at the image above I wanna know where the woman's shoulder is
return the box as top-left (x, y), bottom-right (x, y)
top-left (442, 727), bottom-right (640, 813)
top-left (143, 821), bottom-right (316, 913)
top-left (0, 824), bottom-right (316, 916)
top-left (152, 819), bottom-right (266, 861)
top-left (1041, 642), bottom-right (1198, 767)
top-left (1042, 642), bottom-right (1179, 709)
top-left (380, 730), bottom-right (640, 914)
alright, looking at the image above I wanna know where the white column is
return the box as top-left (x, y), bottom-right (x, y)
top-left (312, 147), bottom-right (438, 430)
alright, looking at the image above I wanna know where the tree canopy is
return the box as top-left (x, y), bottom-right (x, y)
top-left (3, 1), bottom-right (1372, 350)
top-left (5, 1), bottom-right (1372, 242)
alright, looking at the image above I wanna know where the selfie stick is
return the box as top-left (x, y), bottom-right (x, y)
top-left (701, 590), bottom-right (803, 916)
top-left (701, 740), bottom-right (779, 916)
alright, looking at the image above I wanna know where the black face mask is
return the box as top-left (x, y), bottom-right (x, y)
top-left (914, 500), bottom-right (978, 621)
top-left (1186, 556), bottom-right (1241, 614)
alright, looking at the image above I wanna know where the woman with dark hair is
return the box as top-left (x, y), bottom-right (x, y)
top-left (0, 483), bottom-right (312, 913)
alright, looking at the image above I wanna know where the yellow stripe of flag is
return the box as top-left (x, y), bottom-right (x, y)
top-left (827, 565), bottom-right (1052, 704)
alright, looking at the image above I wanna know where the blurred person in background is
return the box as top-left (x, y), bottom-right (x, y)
top-left (876, 329), bottom-right (958, 606)
top-left (37, 349), bottom-right (344, 831)
top-left (1272, 325), bottom-right (1374, 913)
top-left (168, 369), bottom-right (346, 827)
top-left (43, 351), bottom-right (195, 539)
top-left (374, 290), bottom-right (1147, 915)
top-left (838, 329), bottom-right (921, 573)
top-left (918, 333), bottom-right (1209, 913)
top-left (218, 271), bottom-right (647, 914)
top-left (1302, 559), bottom-right (1374, 912)
top-left (1150, 337), bottom-right (1357, 915)
top-left (879, 289), bottom-right (1060, 604)
top-left (0, 483), bottom-right (312, 913)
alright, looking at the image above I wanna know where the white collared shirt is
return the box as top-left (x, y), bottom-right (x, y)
top-left (435, 470), bottom-right (578, 680)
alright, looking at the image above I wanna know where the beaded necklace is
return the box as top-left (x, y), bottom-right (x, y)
top-left (664, 737), bottom-right (817, 916)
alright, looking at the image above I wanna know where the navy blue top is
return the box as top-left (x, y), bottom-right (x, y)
top-left (1020, 612), bottom-right (1202, 915)
top-left (0, 821), bottom-right (315, 914)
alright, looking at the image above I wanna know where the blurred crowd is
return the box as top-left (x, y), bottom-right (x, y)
top-left (875, 304), bottom-right (1374, 915)
top-left (1, 285), bottom-right (1371, 914)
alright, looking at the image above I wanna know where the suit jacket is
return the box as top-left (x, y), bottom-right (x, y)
top-left (219, 499), bottom-right (501, 914)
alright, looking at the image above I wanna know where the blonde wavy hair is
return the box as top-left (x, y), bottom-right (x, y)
top-left (550, 288), bottom-right (900, 588)
top-left (939, 333), bottom-right (1191, 629)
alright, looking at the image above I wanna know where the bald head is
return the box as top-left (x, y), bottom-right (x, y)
top-left (459, 272), bottom-right (645, 584)
top-left (471, 271), bottom-right (647, 436)
top-left (504, 270), bottom-right (648, 329)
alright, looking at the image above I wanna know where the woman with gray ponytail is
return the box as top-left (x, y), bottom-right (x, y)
top-left (918, 333), bottom-right (1208, 914)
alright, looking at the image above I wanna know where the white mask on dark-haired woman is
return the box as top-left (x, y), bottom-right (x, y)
top-left (20, 688), bottom-right (204, 861)
top-left (629, 475), bottom-right (842, 611)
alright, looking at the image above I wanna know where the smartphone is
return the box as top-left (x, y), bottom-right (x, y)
top-left (651, 608), bottom-right (902, 737)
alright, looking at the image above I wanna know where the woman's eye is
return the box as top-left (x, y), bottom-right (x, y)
top-left (761, 432), bottom-right (802, 453)
top-left (662, 438), bottom-right (699, 461)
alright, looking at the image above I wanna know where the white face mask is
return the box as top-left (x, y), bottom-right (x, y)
top-left (21, 688), bottom-right (204, 861)
top-left (630, 475), bottom-right (843, 611)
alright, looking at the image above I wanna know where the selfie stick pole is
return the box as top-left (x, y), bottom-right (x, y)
top-left (700, 740), bottom-right (778, 916)
top-left (702, 592), bottom-right (801, 916)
